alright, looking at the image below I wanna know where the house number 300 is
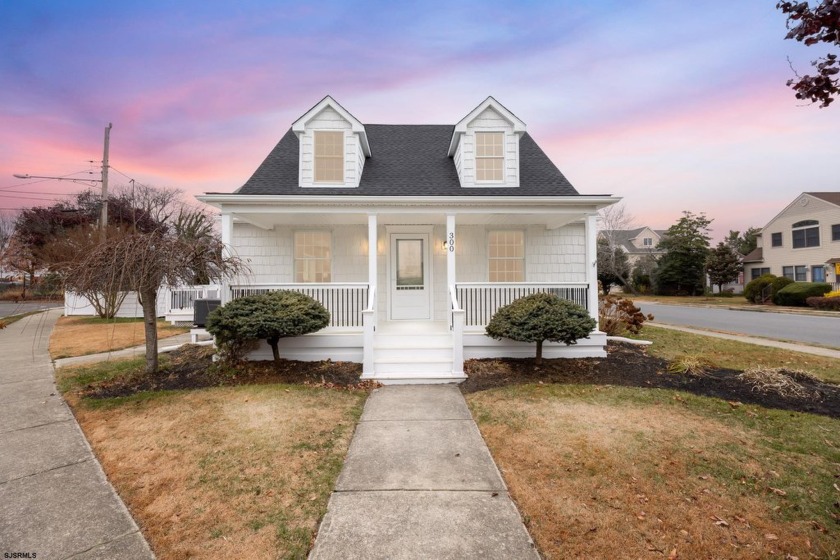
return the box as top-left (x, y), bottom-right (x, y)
top-left (448, 232), bottom-right (455, 252)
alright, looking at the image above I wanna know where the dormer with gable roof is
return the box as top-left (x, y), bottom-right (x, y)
top-left (447, 96), bottom-right (527, 189)
top-left (291, 95), bottom-right (371, 188)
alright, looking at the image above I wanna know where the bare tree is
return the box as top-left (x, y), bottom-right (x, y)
top-left (63, 229), bottom-right (245, 373)
top-left (597, 203), bottom-right (638, 293)
top-left (0, 211), bottom-right (16, 258)
top-left (114, 183), bottom-right (185, 226)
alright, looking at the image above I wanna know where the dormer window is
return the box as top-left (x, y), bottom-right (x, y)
top-left (314, 131), bottom-right (345, 183)
top-left (475, 132), bottom-right (504, 182)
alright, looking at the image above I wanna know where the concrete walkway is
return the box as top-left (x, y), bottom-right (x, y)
top-left (309, 385), bottom-right (539, 560)
top-left (649, 321), bottom-right (840, 359)
top-left (53, 332), bottom-right (199, 369)
top-left (0, 309), bottom-right (154, 559)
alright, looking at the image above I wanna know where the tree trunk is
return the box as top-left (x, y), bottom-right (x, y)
top-left (268, 336), bottom-right (281, 363)
top-left (140, 288), bottom-right (159, 374)
top-left (535, 339), bottom-right (543, 366)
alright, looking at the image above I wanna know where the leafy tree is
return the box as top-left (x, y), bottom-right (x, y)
top-left (724, 227), bottom-right (760, 255)
top-left (631, 254), bottom-right (657, 294)
top-left (596, 237), bottom-right (630, 295)
top-left (705, 242), bottom-right (742, 293)
top-left (207, 291), bottom-right (330, 363)
top-left (485, 293), bottom-right (596, 366)
top-left (777, 1), bottom-right (840, 107)
top-left (653, 212), bottom-right (712, 296)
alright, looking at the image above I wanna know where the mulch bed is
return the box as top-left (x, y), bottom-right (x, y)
top-left (463, 342), bottom-right (840, 418)
top-left (81, 342), bottom-right (840, 418)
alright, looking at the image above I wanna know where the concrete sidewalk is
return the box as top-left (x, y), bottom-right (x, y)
top-left (53, 332), bottom-right (200, 369)
top-left (0, 309), bottom-right (154, 559)
top-left (309, 385), bottom-right (539, 559)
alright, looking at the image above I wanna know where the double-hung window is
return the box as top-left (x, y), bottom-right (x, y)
top-left (792, 220), bottom-right (820, 248)
top-left (782, 266), bottom-right (794, 280)
top-left (832, 224), bottom-right (840, 241)
top-left (643, 237), bottom-right (653, 247)
top-left (771, 232), bottom-right (782, 247)
top-left (294, 231), bottom-right (331, 283)
top-left (488, 230), bottom-right (524, 282)
top-left (475, 132), bottom-right (504, 182)
top-left (314, 131), bottom-right (344, 183)
top-left (794, 265), bottom-right (807, 281)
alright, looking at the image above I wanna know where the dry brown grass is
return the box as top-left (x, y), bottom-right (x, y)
top-left (70, 385), bottom-right (365, 559)
top-left (468, 385), bottom-right (840, 560)
top-left (49, 316), bottom-right (188, 359)
top-left (738, 368), bottom-right (821, 399)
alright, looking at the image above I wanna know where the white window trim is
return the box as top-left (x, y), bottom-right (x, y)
top-left (474, 130), bottom-right (507, 185)
top-left (791, 221), bottom-right (820, 250)
top-left (487, 229), bottom-right (526, 283)
top-left (313, 131), bottom-right (346, 185)
top-left (294, 229), bottom-right (334, 283)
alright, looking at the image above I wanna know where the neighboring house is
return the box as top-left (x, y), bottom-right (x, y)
top-left (602, 227), bottom-right (666, 266)
top-left (198, 96), bottom-right (619, 384)
top-left (743, 192), bottom-right (840, 287)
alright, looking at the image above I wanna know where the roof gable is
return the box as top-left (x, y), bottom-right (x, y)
top-left (291, 95), bottom-right (371, 156)
top-left (447, 96), bottom-right (526, 156)
top-left (762, 192), bottom-right (840, 232)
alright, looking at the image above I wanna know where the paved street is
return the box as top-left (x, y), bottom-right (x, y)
top-left (639, 303), bottom-right (840, 349)
top-left (0, 300), bottom-right (63, 319)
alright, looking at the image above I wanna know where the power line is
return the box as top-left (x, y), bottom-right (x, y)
top-left (0, 170), bottom-right (97, 192)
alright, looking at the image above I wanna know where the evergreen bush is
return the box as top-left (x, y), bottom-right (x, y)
top-left (206, 290), bottom-right (330, 363)
top-left (485, 293), bottom-right (596, 365)
top-left (773, 282), bottom-right (832, 307)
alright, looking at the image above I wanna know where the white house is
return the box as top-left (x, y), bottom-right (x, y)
top-left (198, 96), bottom-right (619, 384)
top-left (743, 192), bottom-right (840, 287)
top-left (603, 227), bottom-right (667, 267)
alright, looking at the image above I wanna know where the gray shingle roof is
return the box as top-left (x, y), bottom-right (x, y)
top-left (235, 125), bottom-right (581, 196)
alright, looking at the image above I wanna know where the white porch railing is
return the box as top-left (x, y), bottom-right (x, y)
top-left (455, 282), bottom-right (589, 327)
top-left (229, 283), bottom-right (369, 328)
top-left (168, 284), bottom-right (222, 314)
top-left (362, 285), bottom-right (376, 375)
top-left (449, 285), bottom-right (465, 375)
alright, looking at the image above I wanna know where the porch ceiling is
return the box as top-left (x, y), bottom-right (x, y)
top-left (233, 211), bottom-right (587, 230)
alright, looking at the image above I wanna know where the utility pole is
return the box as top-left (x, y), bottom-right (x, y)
top-left (100, 123), bottom-right (112, 242)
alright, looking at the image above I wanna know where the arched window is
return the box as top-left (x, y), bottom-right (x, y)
top-left (792, 220), bottom-right (820, 248)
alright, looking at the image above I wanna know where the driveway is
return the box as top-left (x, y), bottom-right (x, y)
top-left (638, 303), bottom-right (840, 349)
top-left (0, 301), bottom-right (63, 319)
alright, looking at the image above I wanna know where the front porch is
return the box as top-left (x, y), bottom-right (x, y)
top-left (207, 197), bottom-right (609, 384)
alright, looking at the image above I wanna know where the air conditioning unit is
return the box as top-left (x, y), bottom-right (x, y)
top-left (193, 299), bottom-right (221, 328)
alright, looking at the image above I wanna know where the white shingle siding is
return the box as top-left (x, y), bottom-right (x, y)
top-left (298, 106), bottom-right (362, 188)
top-left (232, 221), bottom-right (587, 321)
top-left (454, 224), bottom-right (586, 283)
top-left (455, 106), bottom-right (520, 189)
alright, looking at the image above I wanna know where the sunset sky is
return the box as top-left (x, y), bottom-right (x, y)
top-left (2, 0), bottom-right (839, 240)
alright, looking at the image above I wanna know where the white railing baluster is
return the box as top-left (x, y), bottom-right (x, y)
top-left (454, 282), bottom-right (590, 327)
top-left (227, 283), bottom-right (368, 328)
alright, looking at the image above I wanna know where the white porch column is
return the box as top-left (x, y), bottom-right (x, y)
top-left (446, 214), bottom-right (456, 288)
top-left (362, 214), bottom-right (377, 376)
top-left (368, 214), bottom-right (377, 288)
top-left (585, 213), bottom-right (599, 328)
top-left (220, 212), bottom-right (233, 304)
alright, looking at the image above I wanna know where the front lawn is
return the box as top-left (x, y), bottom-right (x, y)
top-left (59, 359), bottom-right (366, 559)
top-left (467, 384), bottom-right (840, 560)
top-left (49, 315), bottom-right (188, 359)
top-left (638, 325), bottom-right (840, 384)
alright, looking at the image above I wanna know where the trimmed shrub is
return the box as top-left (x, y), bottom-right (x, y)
top-left (769, 276), bottom-right (795, 304)
top-left (206, 290), bottom-right (330, 363)
top-left (744, 273), bottom-right (776, 303)
top-left (485, 293), bottom-right (596, 365)
top-left (806, 296), bottom-right (840, 311)
top-left (598, 295), bottom-right (653, 336)
top-left (773, 282), bottom-right (832, 307)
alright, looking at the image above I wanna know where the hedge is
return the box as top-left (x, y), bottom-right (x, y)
top-left (744, 273), bottom-right (776, 303)
top-left (773, 282), bottom-right (832, 307)
top-left (806, 296), bottom-right (840, 311)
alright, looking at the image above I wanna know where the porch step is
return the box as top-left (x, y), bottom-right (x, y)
top-left (373, 347), bottom-right (452, 361)
top-left (374, 359), bottom-right (454, 376)
top-left (374, 332), bottom-right (452, 348)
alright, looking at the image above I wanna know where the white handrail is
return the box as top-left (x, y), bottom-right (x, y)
top-left (364, 285), bottom-right (377, 312)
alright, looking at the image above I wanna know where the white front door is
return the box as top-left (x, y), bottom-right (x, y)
top-left (389, 233), bottom-right (431, 320)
